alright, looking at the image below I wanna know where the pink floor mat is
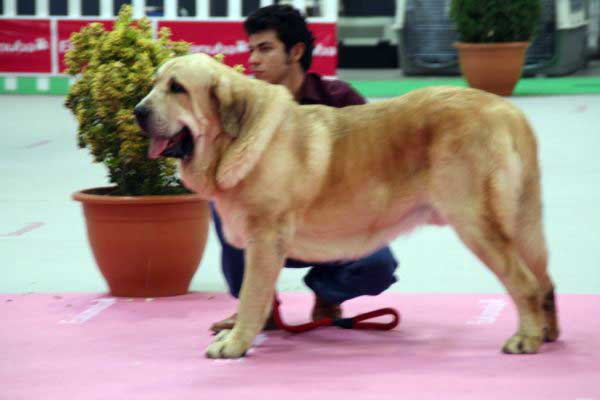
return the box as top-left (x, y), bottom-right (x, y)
top-left (1, 292), bottom-right (599, 400)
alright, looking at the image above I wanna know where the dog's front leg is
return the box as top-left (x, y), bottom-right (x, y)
top-left (205, 218), bottom-right (291, 359)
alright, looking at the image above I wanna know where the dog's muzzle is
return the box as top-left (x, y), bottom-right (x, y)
top-left (134, 105), bottom-right (195, 161)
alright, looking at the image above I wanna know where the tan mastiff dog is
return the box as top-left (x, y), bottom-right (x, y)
top-left (134, 53), bottom-right (559, 359)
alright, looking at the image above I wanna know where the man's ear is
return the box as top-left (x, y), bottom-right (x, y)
top-left (288, 42), bottom-right (306, 64)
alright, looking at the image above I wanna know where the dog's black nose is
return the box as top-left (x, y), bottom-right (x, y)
top-left (134, 105), bottom-right (151, 131)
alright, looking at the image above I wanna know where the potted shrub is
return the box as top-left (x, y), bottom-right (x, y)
top-left (450, 0), bottom-right (541, 96)
top-left (65, 5), bottom-right (210, 297)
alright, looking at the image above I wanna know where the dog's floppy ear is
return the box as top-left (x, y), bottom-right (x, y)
top-left (211, 74), bottom-right (238, 136)
top-left (213, 75), bottom-right (291, 190)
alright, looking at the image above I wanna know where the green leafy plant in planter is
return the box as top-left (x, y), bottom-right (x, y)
top-left (450, 0), bottom-right (541, 43)
top-left (64, 5), bottom-right (212, 298)
top-left (64, 4), bottom-right (190, 195)
top-left (450, 0), bottom-right (541, 96)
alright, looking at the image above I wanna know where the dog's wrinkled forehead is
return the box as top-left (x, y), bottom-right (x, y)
top-left (154, 53), bottom-right (216, 89)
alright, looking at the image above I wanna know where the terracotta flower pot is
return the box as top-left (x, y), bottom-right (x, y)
top-left (73, 187), bottom-right (210, 297)
top-left (453, 42), bottom-right (530, 96)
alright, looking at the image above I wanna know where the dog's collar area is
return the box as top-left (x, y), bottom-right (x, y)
top-left (160, 127), bottom-right (195, 160)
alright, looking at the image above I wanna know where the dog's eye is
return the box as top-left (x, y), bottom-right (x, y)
top-left (170, 80), bottom-right (187, 94)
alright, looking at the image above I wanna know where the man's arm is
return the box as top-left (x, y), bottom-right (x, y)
top-left (339, 83), bottom-right (366, 106)
top-left (327, 79), bottom-right (366, 107)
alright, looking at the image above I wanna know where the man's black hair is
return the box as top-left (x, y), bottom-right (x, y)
top-left (244, 4), bottom-right (315, 71)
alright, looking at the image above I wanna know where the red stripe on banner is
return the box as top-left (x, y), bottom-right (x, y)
top-left (159, 21), bottom-right (249, 70)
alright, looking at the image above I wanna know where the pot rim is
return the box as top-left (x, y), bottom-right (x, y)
top-left (453, 41), bottom-right (531, 49)
top-left (72, 186), bottom-right (206, 205)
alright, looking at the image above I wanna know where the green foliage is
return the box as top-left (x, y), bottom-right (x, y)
top-left (450, 0), bottom-right (541, 43)
top-left (64, 5), bottom-right (190, 195)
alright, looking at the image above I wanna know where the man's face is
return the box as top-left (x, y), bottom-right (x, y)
top-left (247, 30), bottom-right (292, 84)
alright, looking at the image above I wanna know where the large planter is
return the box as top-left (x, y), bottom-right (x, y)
top-left (453, 42), bottom-right (530, 96)
top-left (73, 187), bottom-right (210, 297)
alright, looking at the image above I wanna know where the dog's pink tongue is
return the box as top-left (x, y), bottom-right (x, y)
top-left (148, 138), bottom-right (169, 159)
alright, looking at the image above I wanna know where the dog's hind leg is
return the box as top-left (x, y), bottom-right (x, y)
top-left (451, 218), bottom-right (546, 354)
top-left (432, 142), bottom-right (546, 354)
top-left (514, 171), bottom-right (559, 342)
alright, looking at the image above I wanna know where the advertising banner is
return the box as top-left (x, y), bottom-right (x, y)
top-left (0, 19), bottom-right (337, 76)
top-left (158, 21), bottom-right (337, 76)
top-left (0, 19), bottom-right (52, 73)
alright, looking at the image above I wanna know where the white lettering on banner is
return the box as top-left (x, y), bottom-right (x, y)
top-left (313, 43), bottom-right (337, 57)
top-left (59, 39), bottom-right (72, 53)
top-left (191, 40), bottom-right (249, 55)
top-left (0, 38), bottom-right (49, 53)
top-left (190, 40), bottom-right (336, 57)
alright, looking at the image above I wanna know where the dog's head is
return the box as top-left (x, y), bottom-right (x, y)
top-left (134, 53), bottom-right (223, 161)
top-left (135, 53), bottom-right (292, 191)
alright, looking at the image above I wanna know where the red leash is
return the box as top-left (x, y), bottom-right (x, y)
top-left (271, 294), bottom-right (400, 333)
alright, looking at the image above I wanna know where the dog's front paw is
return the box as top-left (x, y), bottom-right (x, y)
top-left (502, 332), bottom-right (543, 354)
top-left (205, 330), bottom-right (251, 359)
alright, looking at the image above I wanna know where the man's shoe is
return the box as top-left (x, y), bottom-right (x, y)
top-left (209, 312), bottom-right (279, 334)
top-left (311, 296), bottom-right (342, 321)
